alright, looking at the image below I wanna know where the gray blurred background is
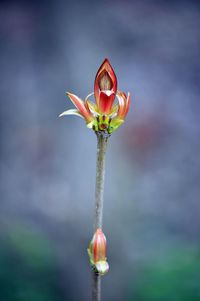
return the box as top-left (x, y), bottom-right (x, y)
top-left (1, 0), bottom-right (200, 300)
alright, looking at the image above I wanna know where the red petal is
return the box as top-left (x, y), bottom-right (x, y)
top-left (99, 91), bottom-right (116, 114)
top-left (93, 229), bottom-right (106, 263)
top-left (66, 92), bottom-right (93, 122)
top-left (94, 58), bottom-right (117, 108)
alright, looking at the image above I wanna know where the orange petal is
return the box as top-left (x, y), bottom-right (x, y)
top-left (66, 92), bottom-right (93, 122)
top-left (116, 91), bottom-right (126, 119)
top-left (116, 91), bottom-right (130, 120)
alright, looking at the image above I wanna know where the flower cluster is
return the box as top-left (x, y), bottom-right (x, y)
top-left (87, 228), bottom-right (109, 276)
top-left (59, 58), bottom-right (130, 134)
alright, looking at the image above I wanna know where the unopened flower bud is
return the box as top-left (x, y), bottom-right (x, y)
top-left (87, 228), bottom-right (109, 276)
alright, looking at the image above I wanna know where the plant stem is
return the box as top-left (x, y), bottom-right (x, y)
top-left (94, 132), bottom-right (108, 230)
top-left (92, 132), bottom-right (108, 301)
top-left (92, 273), bottom-right (101, 301)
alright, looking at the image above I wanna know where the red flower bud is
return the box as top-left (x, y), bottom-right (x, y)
top-left (94, 58), bottom-right (117, 114)
top-left (88, 228), bottom-right (109, 275)
top-left (92, 228), bottom-right (107, 262)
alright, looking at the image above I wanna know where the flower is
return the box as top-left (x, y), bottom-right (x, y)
top-left (94, 58), bottom-right (117, 115)
top-left (87, 228), bottom-right (109, 276)
top-left (59, 58), bottom-right (130, 134)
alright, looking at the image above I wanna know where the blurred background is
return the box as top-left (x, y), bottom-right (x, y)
top-left (1, 0), bottom-right (200, 300)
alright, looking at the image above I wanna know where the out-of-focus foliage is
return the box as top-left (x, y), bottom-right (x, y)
top-left (128, 246), bottom-right (200, 301)
top-left (0, 225), bottom-right (64, 301)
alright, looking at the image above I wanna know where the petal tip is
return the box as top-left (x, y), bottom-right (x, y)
top-left (103, 57), bottom-right (110, 64)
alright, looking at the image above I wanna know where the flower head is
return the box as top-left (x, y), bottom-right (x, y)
top-left (59, 58), bottom-right (130, 134)
top-left (94, 58), bottom-right (117, 115)
top-left (87, 228), bottom-right (109, 276)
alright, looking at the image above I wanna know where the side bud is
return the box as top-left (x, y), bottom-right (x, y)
top-left (87, 228), bottom-right (109, 276)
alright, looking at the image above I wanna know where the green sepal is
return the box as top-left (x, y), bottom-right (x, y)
top-left (86, 100), bottom-right (98, 114)
top-left (108, 118), bottom-right (124, 133)
top-left (86, 119), bottom-right (98, 130)
top-left (59, 109), bottom-right (83, 118)
top-left (97, 115), bottom-right (110, 131)
top-left (87, 245), bottom-right (94, 266)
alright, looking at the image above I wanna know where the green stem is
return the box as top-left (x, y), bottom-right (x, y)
top-left (92, 132), bottom-right (108, 301)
